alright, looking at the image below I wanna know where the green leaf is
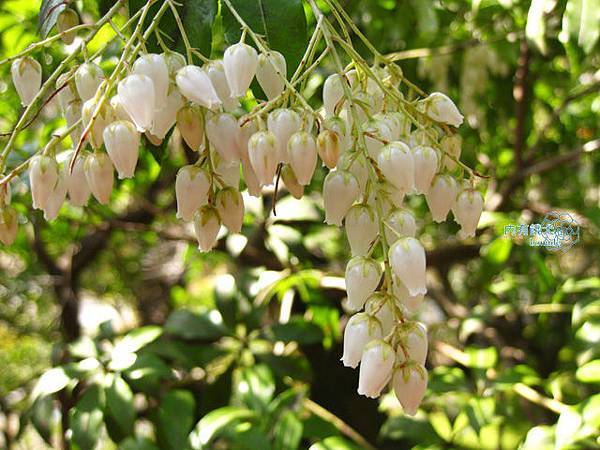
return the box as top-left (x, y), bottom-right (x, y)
top-left (189, 406), bottom-right (256, 450)
top-left (273, 410), bottom-right (303, 450)
top-left (560, 0), bottom-right (600, 53)
top-left (576, 360), bottom-right (600, 383)
top-left (70, 384), bottom-right (104, 450)
top-left (38, 0), bottom-right (67, 38)
top-left (482, 238), bottom-right (513, 265)
top-left (156, 390), bottom-right (196, 450)
top-left (121, 437), bottom-right (161, 450)
top-left (221, 0), bottom-right (308, 76)
top-left (104, 373), bottom-right (136, 442)
top-left (256, 353), bottom-right (312, 382)
top-left (164, 310), bottom-right (227, 340)
top-left (429, 411), bottom-right (453, 442)
top-left (233, 364), bottom-right (275, 410)
top-left (308, 436), bottom-right (364, 450)
top-left (30, 396), bottom-right (55, 446)
top-left (465, 347), bottom-right (498, 369)
top-left (124, 353), bottom-right (173, 393)
top-left (267, 318), bottom-right (324, 345)
top-left (110, 326), bottom-right (163, 371)
top-left (31, 367), bottom-right (71, 399)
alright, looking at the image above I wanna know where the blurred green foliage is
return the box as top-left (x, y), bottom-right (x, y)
top-left (0, 0), bottom-right (599, 449)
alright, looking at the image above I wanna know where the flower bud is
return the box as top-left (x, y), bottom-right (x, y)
top-left (175, 165), bottom-right (210, 221)
top-left (206, 60), bottom-right (240, 111)
top-left (56, 8), bottom-right (79, 45)
top-left (342, 313), bottom-right (382, 368)
top-left (453, 189), bottom-right (483, 238)
top-left (384, 208), bottom-right (416, 244)
top-left (377, 142), bottom-right (414, 194)
top-left (117, 74), bottom-right (155, 132)
top-left (392, 277), bottom-right (424, 314)
top-left (176, 65), bottom-right (221, 110)
top-left (103, 121), bottom-right (140, 179)
top-left (29, 155), bottom-right (58, 210)
top-left (423, 92), bottom-right (463, 128)
top-left (426, 174), bottom-right (458, 222)
top-left (389, 237), bottom-right (427, 297)
top-left (84, 152), bottom-right (114, 205)
top-left (206, 113), bottom-right (241, 164)
top-left (163, 51), bottom-right (186, 78)
top-left (75, 63), bottom-right (103, 101)
top-left (268, 109), bottom-right (302, 163)
top-left (281, 165), bottom-right (304, 200)
top-left (412, 146), bottom-right (439, 194)
top-left (441, 134), bottom-right (462, 170)
top-left (177, 105), bottom-right (204, 151)
top-left (323, 170), bottom-right (359, 226)
top-left (0, 207), bottom-right (18, 245)
top-left (248, 131), bottom-right (279, 187)
top-left (323, 73), bottom-right (345, 116)
top-left (323, 116), bottom-right (349, 153)
top-left (287, 131), bottom-right (317, 186)
top-left (345, 204), bottom-right (378, 256)
top-left (11, 57), bottom-right (42, 106)
top-left (392, 366), bottom-right (428, 416)
top-left (65, 99), bottom-right (83, 146)
top-left (0, 183), bottom-right (10, 207)
top-left (216, 187), bottom-right (244, 233)
top-left (223, 43), bottom-right (258, 98)
top-left (82, 98), bottom-right (114, 149)
top-left (317, 130), bottom-right (342, 169)
top-left (66, 155), bottom-right (90, 207)
top-left (363, 119), bottom-right (393, 160)
top-left (358, 339), bottom-right (394, 398)
top-left (56, 73), bottom-right (78, 111)
top-left (42, 172), bottom-right (67, 221)
top-left (151, 90), bottom-right (184, 140)
top-left (132, 53), bottom-right (169, 107)
top-left (345, 256), bottom-right (382, 311)
top-left (365, 293), bottom-right (395, 336)
top-left (193, 206), bottom-right (221, 252)
top-left (256, 51), bottom-right (287, 100)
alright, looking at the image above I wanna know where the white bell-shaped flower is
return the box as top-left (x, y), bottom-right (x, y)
top-left (287, 131), bottom-right (317, 186)
top-left (426, 174), bottom-right (458, 222)
top-left (409, 129), bottom-right (436, 148)
top-left (376, 112), bottom-right (410, 141)
top-left (377, 141), bottom-right (415, 194)
top-left (339, 151), bottom-right (368, 194)
top-left (66, 155), bottom-right (90, 207)
top-left (117, 74), bottom-right (155, 132)
top-left (212, 152), bottom-right (240, 189)
top-left (193, 206), bottom-right (221, 252)
top-left (163, 51), bottom-right (186, 77)
top-left (206, 112), bottom-right (241, 164)
top-left (281, 165), bottom-right (304, 200)
top-left (453, 189), bottom-right (484, 238)
top-left (345, 256), bottom-right (382, 311)
top-left (267, 108), bottom-right (301, 163)
top-left (365, 294), bottom-right (395, 336)
top-left (424, 92), bottom-right (464, 127)
top-left (65, 99), bottom-right (83, 147)
top-left (206, 60), bottom-right (240, 111)
top-left (56, 73), bottom-right (78, 111)
top-left (74, 62), bottom-right (104, 101)
top-left (237, 120), bottom-right (258, 161)
top-left (323, 170), bottom-right (359, 226)
top-left (323, 73), bottom-right (346, 116)
top-left (358, 339), bottom-right (394, 398)
top-left (110, 95), bottom-right (132, 122)
top-left (216, 187), bottom-right (244, 233)
top-left (364, 119), bottom-right (393, 160)
top-left (397, 322), bottom-right (428, 366)
top-left (241, 156), bottom-right (261, 197)
top-left (42, 172), bottom-right (67, 221)
top-left (175, 165), bottom-right (210, 221)
top-left (392, 277), bottom-right (424, 314)
top-left (0, 207), bottom-right (18, 245)
top-left (412, 146), bottom-right (439, 194)
top-left (132, 53), bottom-right (169, 107)
top-left (392, 366), bottom-right (428, 416)
top-left (103, 121), bottom-right (140, 179)
top-left (84, 152), bottom-right (114, 205)
top-left (345, 204), bottom-right (378, 256)
top-left (256, 51), bottom-right (287, 100)
top-left (151, 90), bottom-right (184, 140)
top-left (12, 56), bottom-right (42, 107)
top-left (248, 131), bottom-right (279, 187)
top-left (323, 116), bottom-right (349, 153)
top-left (82, 98), bottom-right (115, 149)
top-left (341, 312), bottom-right (382, 368)
top-left (176, 105), bottom-right (204, 151)
top-left (384, 208), bottom-right (417, 244)
top-left (223, 42), bottom-right (258, 98)
top-left (317, 130), bottom-right (342, 169)
top-left (29, 155), bottom-right (59, 210)
top-left (176, 65), bottom-right (221, 110)
top-left (441, 134), bottom-right (462, 170)
top-left (389, 237), bottom-right (427, 297)
top-left (56, 8), bottom-right (79, 44)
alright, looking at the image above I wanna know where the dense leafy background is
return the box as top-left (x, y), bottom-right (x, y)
top-left (0, 0), bottom-right (599, 449)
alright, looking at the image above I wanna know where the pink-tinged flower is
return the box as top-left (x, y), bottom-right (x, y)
top-left (175, 165), bottom-right (210, 221)
top-left (103, 121), bottom-right (140, 179)
top-left (341, 312), bottom-right (383, 368)
top-left (132, 53), bottom-right (169, 107)
top-left (288, 131), bottom-right (317, 186)
top-left (256, 51), bottom-right (287, 100)
top-left (453, 189), bottom-right (484, 238)
top-left (412, 146), bottom-right (439, 194)
top-left (193, 206), bottom-right (221, 252)
top-left (206, 113), bottom-right (242, 164)
top-left (384, 208), bottom-right (417, 244)
top-left (215, 187), bottom-right (244, 234)
top-left (248, 131), bottom-right (279, 187)
top-left (345, 256), bottom-right (382, 311)
top-left (223, 43), bottom-right (258, 98)
top-left (268, 108), bottom-right (302, 163)
top-left (426, 174), bottom-right (458, 223)
top-left (392, 365), bottom-right (428, 416)
top-left (84, 152), bottom-right (114, 205)
top-left (176, 105), bottom-right (204, 152)
top-left (358, 339), bottom-right (394, 398)
top-left (117, 74), bottom-right (155, 132)
top-left (74, 62), bottom-right (103, 101)
top-left (377, 141), bottom-right (415, 194)
top-left (389, 237), bottom-right (427, 297)
top-left (345, 204), bottom-right (378, 256)
top-left (176, 65), bottom-right (221, 110)
top-left (11, 57), bottom-right (42, 106)
top-left (323, 170), bottom-right (359, 226)
top-left (423, 92), bottom-right (463, 127)
top-left (29, 155), bottom-right (59, 211)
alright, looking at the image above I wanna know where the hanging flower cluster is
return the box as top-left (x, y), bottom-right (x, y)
top-left (0, 0), bottom-right (485, 416)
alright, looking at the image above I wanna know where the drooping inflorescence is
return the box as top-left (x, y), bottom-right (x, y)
top-left (0, 0), bottom-right (485, 415)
